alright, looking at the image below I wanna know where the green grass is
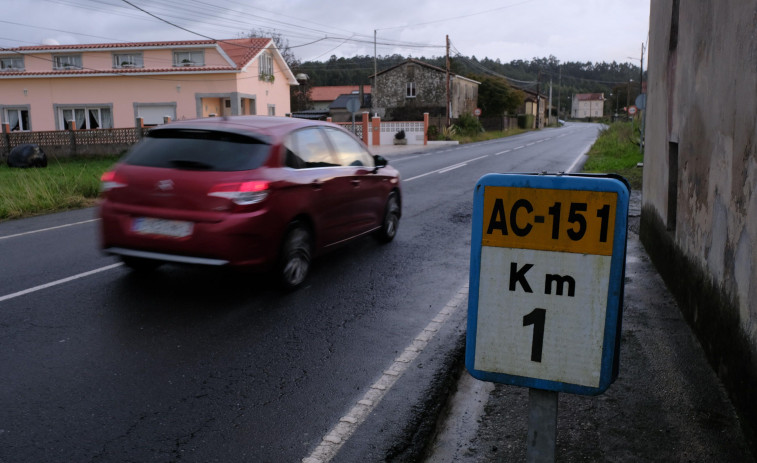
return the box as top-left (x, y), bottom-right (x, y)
top-left (1, 123), bottom-right (642, 220)
top-left (582, 121), bottom-right (644, 189)
top-left (0, 156), bottom-right (120, 220)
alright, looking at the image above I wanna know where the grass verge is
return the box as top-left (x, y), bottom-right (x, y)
top-left (582, 121), bottom-right (644, 189)
top-left (0, 156), bottom-right (119, 220)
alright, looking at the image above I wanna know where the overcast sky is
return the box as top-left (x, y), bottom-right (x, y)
top-left (2, 0), bottom-right (651, 65)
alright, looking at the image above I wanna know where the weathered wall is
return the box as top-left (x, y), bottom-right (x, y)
top-left (373, 62), bottom-right (446, 118)
top-left (450, 77), bottom-right (479, 118)
top-left (642, 0), bottom-right (757, 448)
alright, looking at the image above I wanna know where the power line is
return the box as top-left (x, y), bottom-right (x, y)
top-left (377, 0), bottom-right (535, 31)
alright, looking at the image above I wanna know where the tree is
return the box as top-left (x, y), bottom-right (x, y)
top-left (475, 76), bottom-right (525, 117)
top-left (244, 29), bottom-right (300, 69)
top-left (291, 78), bottom-right (313, 112)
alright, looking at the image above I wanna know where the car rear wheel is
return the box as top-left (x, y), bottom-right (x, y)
top-left (278, 223), bottom-right (312, 290)
top-left (121, 255), bottom-right (162, 272)
top-left (375, 193), bottom-right (400, 243)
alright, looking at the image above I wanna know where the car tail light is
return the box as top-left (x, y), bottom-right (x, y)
top-left (100, 170), bottom-right (127, 194)
top-left (208, 181), bottom-right (270, 206)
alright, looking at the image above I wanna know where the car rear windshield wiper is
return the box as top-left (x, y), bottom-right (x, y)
top-left (169, 159), bottom-right (214, 170)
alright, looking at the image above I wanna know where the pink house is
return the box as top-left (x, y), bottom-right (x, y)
top-left (0, 38), bottom-right (298, 132)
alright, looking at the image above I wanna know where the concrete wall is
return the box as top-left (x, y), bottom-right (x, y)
top-left (642, 0), bottom-right (757, 447)
top-left (450, 77), bottom-right (479, 118)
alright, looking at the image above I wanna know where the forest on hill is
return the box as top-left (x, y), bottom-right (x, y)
top-left (292, 54), bottom-right (645, 118)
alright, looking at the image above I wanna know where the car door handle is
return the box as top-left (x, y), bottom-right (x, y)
top-left (351, 179), bottom-right (361, 187)
top-left (311, 180), bottom-right (324, 190)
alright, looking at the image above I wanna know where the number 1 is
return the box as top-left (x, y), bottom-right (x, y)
top-left (523, 308), bottom-right (546, 362)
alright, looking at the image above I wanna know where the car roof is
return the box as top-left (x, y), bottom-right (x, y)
top-left (151, 116), bottom-right (340, 141)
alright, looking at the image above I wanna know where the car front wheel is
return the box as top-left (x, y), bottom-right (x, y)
top-left (278, 223), bottom-right (312, 290)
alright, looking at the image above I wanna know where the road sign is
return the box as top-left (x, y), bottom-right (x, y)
top-left (466, 173), bottom-right (629, 395)
top-left (635, 94), bottom-right (646, 110)
top-left (628, 105), bottom-right (638, 116)
top-left (474, 108), bottom-right (482, 117)
top-left (346, 97), bottom-right (360, 114)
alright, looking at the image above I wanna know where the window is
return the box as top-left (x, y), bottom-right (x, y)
top-left (125, 129), bottom-right (270, 171)
top-left (4, 108), bottom-right (30, 131)
top-left (53, 54), bottom-right (82, 70)
top-left (258, 52), bottom-right (274, 80)
top-left (59, 107), bottom-right (113, 130)
top-left (0, 56), bottom-right (24, 71)
top-left (323, 128), bottom-right (373, 167)
top-left (173, 50), bottom-right (204, 67)
top-left (267, 104), bottom-right (275, 116)
top-left (406, 82), bottom-right (416, 98)
top-left (113, 53), bottom-right (143, 69)
top-left (284, 128), bottom-right (338, 169)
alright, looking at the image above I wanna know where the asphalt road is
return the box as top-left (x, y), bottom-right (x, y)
top-left (0, 123), bottom-right (603, 463)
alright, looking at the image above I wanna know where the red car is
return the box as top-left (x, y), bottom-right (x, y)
top-left (98, 116), bottom-right (401, 289)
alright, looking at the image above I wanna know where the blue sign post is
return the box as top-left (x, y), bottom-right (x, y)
top-left (466, 173), bottom-right (629, 460)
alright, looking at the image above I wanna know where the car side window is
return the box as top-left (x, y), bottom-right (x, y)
top-left (323, 128), bottom-right (374, 167)
top-left (284, 128), bottom-right (339, 169)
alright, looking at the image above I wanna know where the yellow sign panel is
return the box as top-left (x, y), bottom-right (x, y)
top-left (482, 186), bottom-right (617, 255)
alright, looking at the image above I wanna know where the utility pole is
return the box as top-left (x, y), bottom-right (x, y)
top-left (557, 65), bottom-right (561, 121)
top-left (373, 30), bottom-right (377, 117)
top-left (446, 35), bottom-right (450, 127)
top-left (548, 78), bottom-right (553, 126)
top-left (640, 42), bottom-right (644, 95)
top-left (535, 70), bottom-right (541, 128)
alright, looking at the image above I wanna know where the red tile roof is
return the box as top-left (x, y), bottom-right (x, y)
top-left (217, 38), bottom-right (272, 67)
top-left (576, 93), bottom-right (605, 101)
top-left (4, 38), bottom-right (272, 69)
top-left (310, 85), bottom-right (371, 102)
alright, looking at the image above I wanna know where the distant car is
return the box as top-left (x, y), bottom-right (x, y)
top-left (98, 116), bottom-right (401, 289)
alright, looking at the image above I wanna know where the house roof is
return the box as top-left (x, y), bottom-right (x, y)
top-left (372, 58), bottom-right (480, 85)
top-left (310, 85), bottom-right (371, 102)
top-left (374, 58), bottom-right (447, 77)
top-left (575, 93), bottom-right (605, 101)
top-left (329, 93), bottom-right (371, 110)
top-left (1, 38), bottom-right (298, 84)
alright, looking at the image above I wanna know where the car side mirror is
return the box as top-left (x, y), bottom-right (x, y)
top-left (373, 155), bottom-right (388, 168)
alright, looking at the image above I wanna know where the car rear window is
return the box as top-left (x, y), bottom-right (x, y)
top-left (123, 129), bottom-right (271, 171)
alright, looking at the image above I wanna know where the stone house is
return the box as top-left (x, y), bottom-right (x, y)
top-left (370, 59), bottom-right (479, 120)
top-left (643, 0), bottom-right (757, 447)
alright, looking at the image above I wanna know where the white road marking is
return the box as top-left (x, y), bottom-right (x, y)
top-left (404, 155), bottom-right (488, 182)
top-left (302, 284), bottom-right (469, 463)
top-left (495, 149), bottom-right (512, 156)
top-left (566, 143), bottom-right (594, 173)
top-left (0, 263), bottom-right (123, 303)
top-left (0, 219), bottom-right (99, 241)
top-left (513, 145), bottom-right (525, 150)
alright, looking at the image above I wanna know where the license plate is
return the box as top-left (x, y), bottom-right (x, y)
top-left (132, 217), bottom-right (193, 238)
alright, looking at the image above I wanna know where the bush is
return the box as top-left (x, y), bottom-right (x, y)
top-left (453, 113), bottom-right (484, 137)
top-left (427, 125), bottom-right (439, 141)
top-left (394, 129), bottom-right (406, 140)
top-left (517, 114), bottom-right (535, 129)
